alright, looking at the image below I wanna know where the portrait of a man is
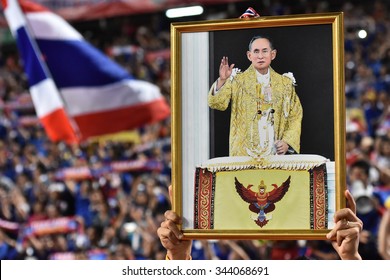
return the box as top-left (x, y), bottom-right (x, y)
top-left (208, 35), bottom-right (303, 158)
top-left (171, 13), bottom-right (345, 238)
top-left (208, 25), bottom-right (335, 161)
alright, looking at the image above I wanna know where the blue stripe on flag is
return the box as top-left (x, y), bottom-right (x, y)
top-left (16, 27), bottom-right (48, 87)
top-left (36, 39), bottom-right (133, 88)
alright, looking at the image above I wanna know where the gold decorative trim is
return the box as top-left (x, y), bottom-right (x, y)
top-left (199, 155), bottom-right (330, 172)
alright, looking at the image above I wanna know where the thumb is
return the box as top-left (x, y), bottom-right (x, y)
top-left (345, 189), bottom-right (356, 214)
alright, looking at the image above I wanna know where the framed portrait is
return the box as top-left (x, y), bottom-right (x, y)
top-left (171, 12), bottom-right (345, 239)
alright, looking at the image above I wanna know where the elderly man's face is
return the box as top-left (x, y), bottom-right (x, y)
top-left (247, 38), bottom-right (276, 74)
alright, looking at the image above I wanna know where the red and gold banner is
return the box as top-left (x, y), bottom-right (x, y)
top-left (194, 164), bottom-right (327, 230)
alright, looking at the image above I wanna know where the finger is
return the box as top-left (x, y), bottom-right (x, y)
top-left (157, 227), bottom-right (181, 247)
top-left (162, 218), bottom-right (183, 240)
top-left (336, 227), bottom-right (360, 247)
top-left (275, 141), bottom-right (284, 148)
top-left (336, 228), bottom-right (346, 247)
top-left (219, 57), bottom-right (224, 66)
top-left (345, 189), bottom-right (356, 214)
top-left (221, 56), bottom-right (227, 64)
top-left (164, 210), bottom-right (181, 224)
top-left (326, 228), bottom-right (336, 240)
top-left (327, 214), bottom-right (363, 240)
top-left (276, 145), bottom-right (286, 154)
top-left (163, 210), bottom-right (184, 238)
top-left (229, 63), bottom-right (235, 70)
top-left (327, 216), bottom-right (348, 239)
top-left (344, 220), bottom-right (363, 232)
top-left (333, 208), bottom-right (360, 224)
top-left (327, 218), bottom-right (346, 240)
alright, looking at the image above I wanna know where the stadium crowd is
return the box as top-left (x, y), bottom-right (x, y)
top-left (0, 0), bottom-right (390, 260)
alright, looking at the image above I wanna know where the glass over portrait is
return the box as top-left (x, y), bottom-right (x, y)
top-left (171, 12), bottom-right (345, 239)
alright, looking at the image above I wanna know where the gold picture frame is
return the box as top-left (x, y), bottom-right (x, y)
top-left (171, 12), bottom-right (345, 239)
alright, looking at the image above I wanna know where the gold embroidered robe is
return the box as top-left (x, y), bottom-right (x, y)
top-left (208, 65), bottom-right (303, 156)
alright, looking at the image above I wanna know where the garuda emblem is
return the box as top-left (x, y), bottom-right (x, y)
top-left (235, 176), bottom-right (291, 227)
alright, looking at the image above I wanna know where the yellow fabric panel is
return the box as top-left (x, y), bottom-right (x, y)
top-left (213, 169), bottom-right (310, 230)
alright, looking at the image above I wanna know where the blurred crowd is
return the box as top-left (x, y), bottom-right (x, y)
top-left (0, 0), bottom-right (390, 260)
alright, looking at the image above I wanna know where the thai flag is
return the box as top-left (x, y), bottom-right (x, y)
top-left (239, 7), bottom-right (260, 19)
top-left (1, 0), bottom-right (170, 143)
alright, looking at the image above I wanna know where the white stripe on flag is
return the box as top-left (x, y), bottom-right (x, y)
top-left (4, 0), bottom-right (27, 35)
top-left (61, 80), bottom-right (162, 116)
top-left (26, 12), bottom-right (83, 40)
top-left (30, 79), bottom-right (64, 117)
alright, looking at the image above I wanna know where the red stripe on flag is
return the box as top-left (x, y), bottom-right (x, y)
top-left (20, 0), bottom-right (49, 13)
top-left (74, 98), bottom-right (170, 141)
top-left (40, 108), bottom-right (79, 143)
top-left (1, 0), bottom-right (7, 9)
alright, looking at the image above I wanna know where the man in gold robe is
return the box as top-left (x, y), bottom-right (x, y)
top-left (208, 35), bottom-right (303, 157)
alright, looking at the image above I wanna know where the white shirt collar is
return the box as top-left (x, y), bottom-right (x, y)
top-left (256, 68), bottom-right (270, 85)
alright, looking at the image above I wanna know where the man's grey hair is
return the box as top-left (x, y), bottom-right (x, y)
top-left (248, 35), bottom-right (274, 51)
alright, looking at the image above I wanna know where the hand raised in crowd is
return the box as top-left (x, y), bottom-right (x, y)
top-left (326, 190), bottom-right (363, 260)
top-left (157, 186), bottom-right (192, 260)
top-left (157, 209), bottom-right (192, 260)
